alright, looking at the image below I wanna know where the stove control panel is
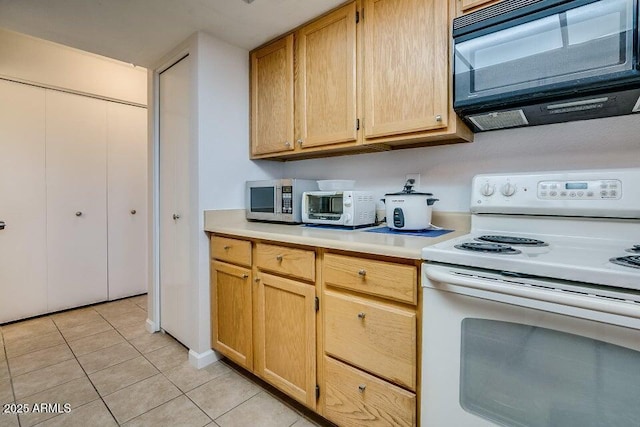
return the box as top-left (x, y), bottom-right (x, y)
top-left (471, 168), bottom-right (640, 218)
top-left (538, 179), bottom-right (622, 200)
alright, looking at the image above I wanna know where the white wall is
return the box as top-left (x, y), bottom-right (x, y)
top-left (193, 31), bottom-right (282, 358)
top-left (282, 114), bottom-right (640, 212)
top-left (0, 28), bottom-right (147, 105)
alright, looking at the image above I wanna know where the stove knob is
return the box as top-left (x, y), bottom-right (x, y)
top-left (501, 182), bottom-right (517, 197)
top-left (480, 183), bottom-right (495, 197)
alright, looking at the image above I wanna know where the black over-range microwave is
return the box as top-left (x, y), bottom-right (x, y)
top-left (453, 0), bottom-right (640, 131)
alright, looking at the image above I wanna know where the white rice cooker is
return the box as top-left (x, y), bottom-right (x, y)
top-left (384, 180), bottom-right (438, 230)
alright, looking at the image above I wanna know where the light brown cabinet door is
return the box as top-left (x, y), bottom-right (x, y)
top-left (458, 0), bottom-right (502, 14)
top-left (363, 0), bottom-right (448, 139)
top-left (251, 35), bottom-right (294, 156)
top-left (296, 2), bottom-right (358, 148)
top-left (210, 261), bottom-right (253, 370)
top-left (255, 272), bottom-right (317, 409)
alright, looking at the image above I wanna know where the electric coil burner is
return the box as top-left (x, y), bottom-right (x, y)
top-left (626, 245), bottom-right (640, 254)
top-left (455, 242), bottom-right (521, 254)
top-left (610, 255), bottom-right (640, 269)
top-left (476, 235), bottom-right (548, 246)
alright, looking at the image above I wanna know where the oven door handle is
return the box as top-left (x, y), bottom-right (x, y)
top-left (425, 266), bottom-right (640, 320)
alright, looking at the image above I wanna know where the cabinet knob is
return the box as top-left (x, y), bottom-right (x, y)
top-left (276, 255), bottom-right (283, 262)
top-left (254, 277), bottom-right (261, 283)
top-left (435, 114), bottom-right (442, 122)
top-left (358, 269), bottom-right (366, 277)
top-left (130, 209), bottom-right (137, 215)
top-left (173, 214), bottom-right (181, 220)
top-left (297, 139), bottom-right (303, 146)
top-left (242, 274), bottom-right (249, 279)
top-left (75, 211), bottom-right (83, 217)
top-left (357, 312), bottom-right (366, 319)
top-left (358, 384), bottom-right (366, 393)
top-left (284, 141), bottom-right (291, 148)
top-left (0, 220), bottom-right (5, 230)
top-left (223, 245), bottom-right (231, 250)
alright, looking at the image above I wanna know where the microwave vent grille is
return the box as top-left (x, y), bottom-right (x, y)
top-left (454, 0), bottom-right (543, 32)
top-left (469, 110), bottom-right (529, 131)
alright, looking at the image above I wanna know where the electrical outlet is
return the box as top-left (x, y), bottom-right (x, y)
top-left (406, 173), bottom-right (421, 189)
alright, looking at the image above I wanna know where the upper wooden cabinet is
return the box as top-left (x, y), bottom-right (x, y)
top-left (457, 0), bottom-right (503, 15)
top-left (363, 0), bottom-right (447, 139)
top-left (296, 2), bottom-right (358, 149)
top-left (250, 0), bottom-right (473, 159)
top-left (250, 35), bottom-right (294, 156)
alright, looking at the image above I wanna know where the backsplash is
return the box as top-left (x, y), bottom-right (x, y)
top-left (281, 114), bottom-right (640, 212)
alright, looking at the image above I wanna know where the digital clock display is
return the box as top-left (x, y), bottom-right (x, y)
top-left (565, 182), bottom-right (588, 190)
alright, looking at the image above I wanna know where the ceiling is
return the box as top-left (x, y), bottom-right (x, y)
top-left (0, 0), bottom-right (345, 68)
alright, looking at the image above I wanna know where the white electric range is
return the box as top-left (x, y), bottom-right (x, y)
top-left (420, 169), bottom-right (640, 427)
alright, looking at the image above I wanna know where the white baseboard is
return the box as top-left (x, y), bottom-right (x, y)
top-left (145, 318), bottom-right (159, 333)
top-left (188, 349), bottom-right (221, 369)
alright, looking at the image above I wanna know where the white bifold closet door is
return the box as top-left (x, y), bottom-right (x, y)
top-left (159, 54), bottom-right (192, 344)
top-left (46, 90), bottom-right (108, 312)
top-left (107, 102), bottom-right (148, 300)
top-left (0, 80), bottom-right (48, 323)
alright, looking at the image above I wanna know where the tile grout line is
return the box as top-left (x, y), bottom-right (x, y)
top-left (1, 327), bottom-right (22, 427)
top-left (48, 309), bottom-right (120, 426)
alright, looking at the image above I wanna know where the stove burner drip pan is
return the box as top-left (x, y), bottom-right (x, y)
top-left (610, 255), bottom-right (640, 269)
top-left (455, 242), bottom-right (522, 254)
top-left (476, 235), bottom-right (548, 246)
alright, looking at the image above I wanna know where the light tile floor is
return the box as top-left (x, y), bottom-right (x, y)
top-left (0, 296), bottom-right (329, 427)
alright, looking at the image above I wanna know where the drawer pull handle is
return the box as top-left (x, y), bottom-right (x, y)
top-left (358, 384), bottom-right (366, 393)
top-left (276, 255), bottom-right (283, 262)
top-left (357, 312), bottom-right (366, 319)
top-left (223, 245), bottom-right (231, 250)
top-left (358, 269), bottom-right (367, 277)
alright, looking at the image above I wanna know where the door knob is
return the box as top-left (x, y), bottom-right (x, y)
top-left (130, 209), bottom-right (137, 215)
top-left (0, 220), bottom-right (5, 230)
top-left (173, 214), bottom-right (181, 220)
top-left (75, 211), bottom-right (83, 217)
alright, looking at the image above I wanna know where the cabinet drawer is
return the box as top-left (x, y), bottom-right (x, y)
top-left (211, 236), bottom-right (252, 267)
top-left (324, 356), bottom-right (416, 427)
top-left (324, 253), bottom-right (417, 304)
top-left (256, 243), bottom-right (315, 281)
top-left (324, 290), bottom-right (416, 390)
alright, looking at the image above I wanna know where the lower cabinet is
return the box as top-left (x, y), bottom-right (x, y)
top-left (209, 234), bottom-right (420, 425)
top-left (210, 260), bottom-right (253, 370)
top-left (255, 272), bottom-right (317, 409)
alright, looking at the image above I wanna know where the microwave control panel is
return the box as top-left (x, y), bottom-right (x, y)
top-left (281, 186), bottom-right (293, 214)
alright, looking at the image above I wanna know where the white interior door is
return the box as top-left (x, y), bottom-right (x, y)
top-left (159, 55), bottom-right (191, 343)
top-left (0, 80), bottom-right (48, 323)
top-left (46, 90), bottom-right (108, 311)
top-left (107, 102), bottom-right (148, 300)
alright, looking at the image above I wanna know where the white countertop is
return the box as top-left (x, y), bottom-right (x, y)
top-left (204, 209), bottom-right (470, 260)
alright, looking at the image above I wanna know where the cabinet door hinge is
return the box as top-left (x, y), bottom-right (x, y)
top-left (316, 385), bottom-right (320, 399)
top-left (314, 297), bottom-right (319, 312)
top-left (356, 11), bottom-right (360, 23)
top-left (356, 118), bottom-right (360, 131)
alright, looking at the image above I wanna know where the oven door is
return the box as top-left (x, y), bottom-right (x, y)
top-left (421, 264), bottom-right (640, 427)
top-left (304, 192), bottom-right (344, 223)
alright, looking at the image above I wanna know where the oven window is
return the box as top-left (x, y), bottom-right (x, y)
top-left (307, 195), bottom-right (343, 220)
top-left (250, 187), bottom-right (274, 213)
top-left (460, 318), bottom-right (640, 426)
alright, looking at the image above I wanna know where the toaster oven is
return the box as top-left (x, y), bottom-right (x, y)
top-left (302, 191), bottom-right (376, 227)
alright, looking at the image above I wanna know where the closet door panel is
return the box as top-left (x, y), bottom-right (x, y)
top-left (46, 90), bottom-right (108, 311)
top-left (0, 80), bottom-right (47, 323)
top-left (107, 102), bottom-right (148, 300)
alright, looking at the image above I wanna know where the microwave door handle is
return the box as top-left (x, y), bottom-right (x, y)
top-left (275, 186), bottom-right (282, 215)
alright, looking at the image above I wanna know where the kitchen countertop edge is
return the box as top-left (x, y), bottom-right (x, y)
top-left (204, 209), bottom-right (470, 260)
